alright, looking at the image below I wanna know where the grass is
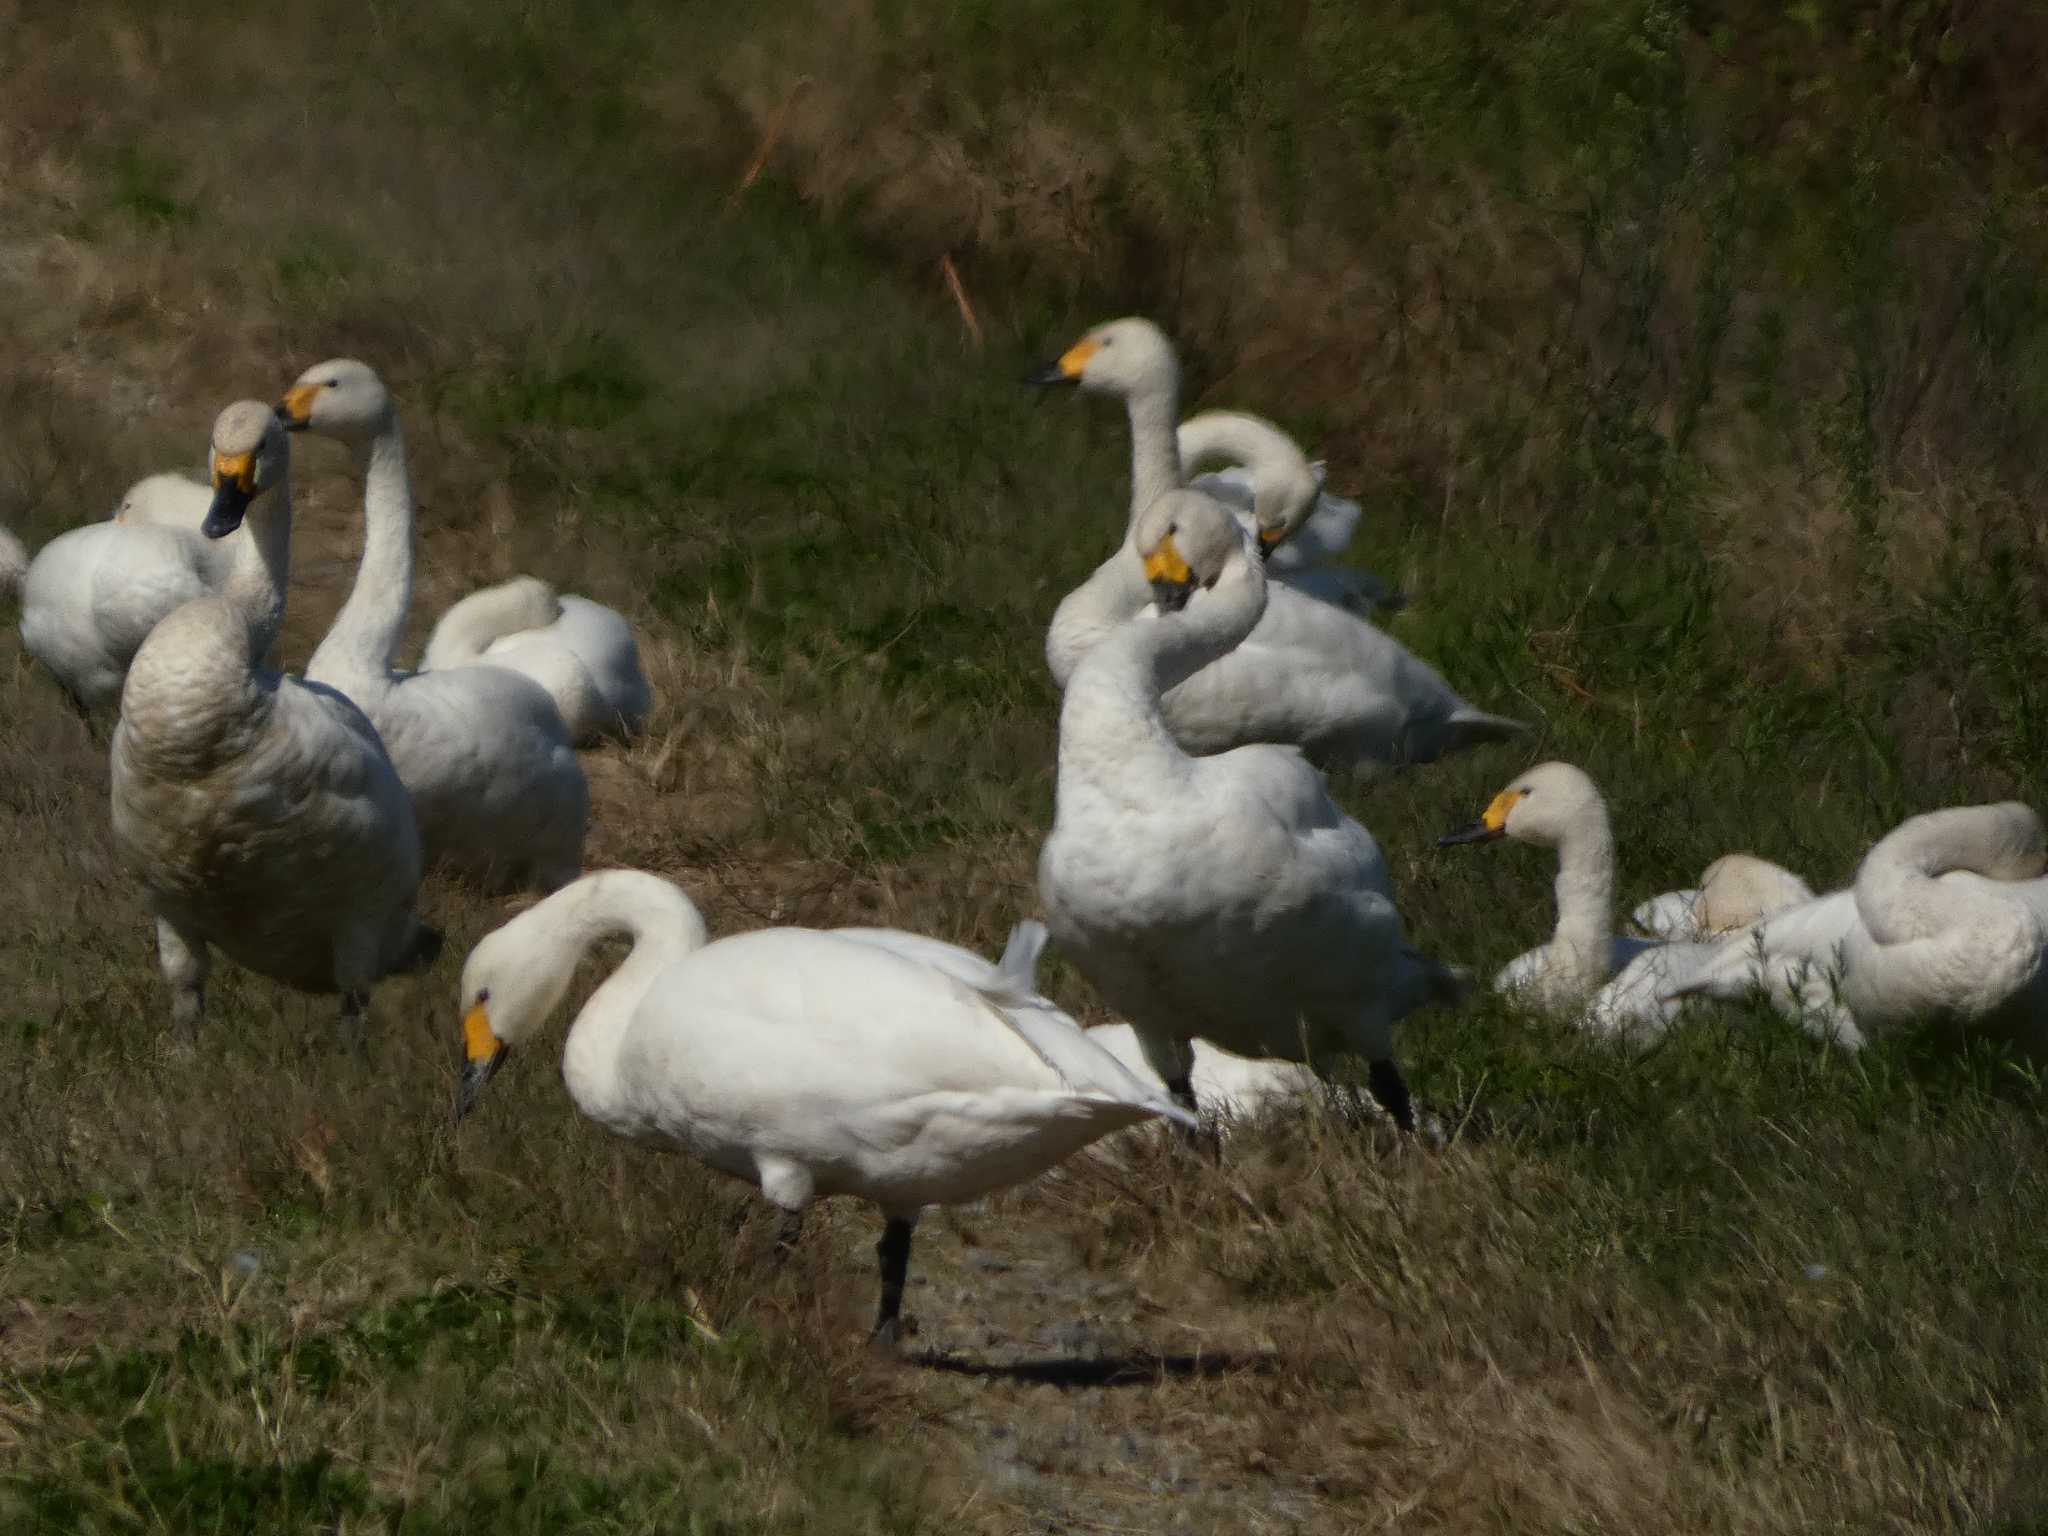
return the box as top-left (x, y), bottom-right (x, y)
top-left (3, 0), bottom-right (2048, 1530)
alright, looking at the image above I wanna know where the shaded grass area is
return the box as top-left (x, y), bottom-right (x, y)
top-left (1, 0), bottom-right (2047, 1531)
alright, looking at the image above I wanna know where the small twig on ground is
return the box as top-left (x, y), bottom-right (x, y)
top-left (940, 254), bottom-right (983, 350)
top-left (725, 78), bottom-right (812, 214)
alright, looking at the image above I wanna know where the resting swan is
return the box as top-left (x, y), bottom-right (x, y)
top-left (421, 575), bottom-right (651, 746)
top-left (453, 871), bottom-right (1193, 1347)
top-left (109, 402), bottom-right (434, 1037)
top-left (1039, 488), bottom-right (1467, 1130)
top-left (1438, 761), bottom-right (1728, 1038)
top-left (1630, 853), bottom-right (1816, 941)
top-left (278, 359), bottom-right (588, 891)
top-left (13, 472), bottom-right (238, 709)
top-left (1031, 317), bottom-right (1524, 769)
top-left (1669, 805), bottom-right (2048, 1049)
top-left (1175, 411), bottom-right (1397, 617)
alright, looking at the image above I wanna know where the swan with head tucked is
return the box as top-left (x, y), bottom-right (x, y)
top-left (1630, 853), bottom-right (1816, 941)
top-left (453, 872), bottom-right (1193, 1347)
top-left (278, 358), bottom-right (588, 891)
top-left (14, 472), bottom-right (239, 710)
top-left (1175, 410), bottom-right (1399, 617)
top-left (421, 575), bottom-right (651, 746)
top-left (1438, 762), bottom-right (1734, 1038)
top-left (1030, 318), bottom-right (1523, 770)
top-left (109, 402), bottom-right (434, 1038)
top-left (1038, 488), bottom-right (1466, 1129)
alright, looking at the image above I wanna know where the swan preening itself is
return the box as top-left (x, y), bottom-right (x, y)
top-left (109, 402), bottom-right (435, 1037)
top-left (279, 358), bottom-right (589, 891)
top-left (14, 471), bottom-right (239, 710)
top-left (1032, 317), bottom-right (1523, 770)
top-left (421, 575), bottom-right (651, 746)
top-left (453, 873), bottom-right (1193, 1346)
top-left (1040, 488), bottom-right (1466, 1130)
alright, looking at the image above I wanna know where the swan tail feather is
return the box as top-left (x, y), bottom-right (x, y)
top-left (997, 919), bottom-right (1050, 990)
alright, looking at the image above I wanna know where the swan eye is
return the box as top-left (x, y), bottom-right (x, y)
top-left (1166, 521), bottom-right (1178, 535)
top-left (475, 987), bottom-right (491, 1004)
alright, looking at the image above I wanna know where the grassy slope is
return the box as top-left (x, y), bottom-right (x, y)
top-left (2, 1), bottom-right (2047, 1530)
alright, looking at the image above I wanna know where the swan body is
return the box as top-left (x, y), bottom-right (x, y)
top-left (15, 473), bottom-right (237, 709)
top-left (1440, 761), bottom-right (1727, 1039)
top-left (422, 575), bottom-right (651, 745)
top-left (109, 403), bottom-right (432, 1035)
top-left (1629, 854), bottom-right (1816, 941)
top-left (280, 359), bottom-right (588, 890)
top-left (1039, 488), bottom-right (1463, 1129)
top-left (1085, 1022), bottom-right (1325, 1125)
top-left (1033, 318), bottom-right (1522, 770)
top-left (454, 872), bottom-right (1192, 1343)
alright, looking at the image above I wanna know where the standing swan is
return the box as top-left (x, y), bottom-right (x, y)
top-left (421, 575), bottom-right (651, 746)
top-left (1039, 488), bottom-right (1464, 1129)
top-left (1031, 318), bottom-right (1523, 769)
top-left (110, 402), bottom-right (434, 1037)
top-left (278, 359), bottom-right (588, 891)
top-left (452, 872), bottom-right (1193, 1347)
top-left (13, 474), bottom-right (238, 710)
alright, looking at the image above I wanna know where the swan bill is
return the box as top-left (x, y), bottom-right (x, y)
top-left (1257, 524), bottom-right (1287, 561)
top-left (203, 451), bottom-right (258, 538)
top-left (455, 1002), bottom-right (510, 1120)
top-left (1027, 335), bottom-right (1099, 386)
top-left (1437, 787), bottom-right (1525, 847)
top-left (1143, 534), bottom-right (1196, 613)
top-left (275, 383), bottom-right (321, 431)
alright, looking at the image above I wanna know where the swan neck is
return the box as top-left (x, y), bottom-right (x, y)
top-left (1125, 374), bottom-right (1182, 526)
top-left (1547, 806), bottom-right (1616, 992)
top-left (223, 477), bottom-right (294, 660)
top-left (309, 417), bottom-right (414, 683)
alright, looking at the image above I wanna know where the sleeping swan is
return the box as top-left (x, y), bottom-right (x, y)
top-left (1039, 488), bottom-right (1467, 1130)
top-left (13, 472), bottom-right (237, 710)
top-left (110, 402), bottom-right (434, 1038)
top-left (278, 359), bottom-right (588, 891)
top-left (1031, 317), bottom-right (1524, 770)
top-left (421, 574), bottom-right (651, 746)
top-left (453, 871), bottom-right (1192, 1348)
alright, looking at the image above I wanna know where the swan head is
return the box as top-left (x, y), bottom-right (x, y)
top-left (1028, 317), bottom-right (1180, 400)
top-left (1438, 761), bottom-right (1604, 851)
top-left (1132, 488), bottom-right (1246, 613)
top-left (203, 401), bottom-right (290, 539)
top-left (112, 473), bottom-right (206, 528)
top-left (452, 905), bottom-right (580, 1119)
top-left (275, 357), bottom-right (394, 442)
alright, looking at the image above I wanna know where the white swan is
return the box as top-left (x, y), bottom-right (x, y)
top-left (278, 359), bottom-right (588, 891)
top-left (1031, 317), bottom-right (1524, 769)
top-left (1832, 803), bottom-right (2048, 1046)
top-left (1629, 853), bottom-right (1816, 941)
top-left (1175, 410), bottom-right (1397, 616)
top-left (452, 871), bottom-right (1193, 1346)
top-left (421, 575), bottom-right (651, 746)
top-left (14, 473), bottom-right (238, 710)
top-left (1039, 488), bottom-right (1467, 1129)
top-left (109, 402), bottom-right (434, 1037)
top-left (1438, 761), bottom-right (1730, 1038)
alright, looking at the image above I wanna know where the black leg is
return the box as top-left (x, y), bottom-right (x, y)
top-left (871, 1216), bottom-right (915, 1351)
top-left (774, 1207), bottom-right (804, 1260)
top-left (1368, 1058), bottom-right (1416, 1133)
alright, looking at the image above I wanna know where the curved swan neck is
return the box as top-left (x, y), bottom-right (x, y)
top-left (1124, 370), bottom-right (1182, 527)
top-left (224, 477), bottom-right (294, 661)
top-left (308, 417), bottom-right (414, 683)
top-left (1058, 551), bottom-right (1265, 785)
top-left (538, 873), bottom-right (710, 1122)
top-left (1855, 803), bottom-right (2046, 945)
top-left (1544, 800), bottom-right (1617, 994)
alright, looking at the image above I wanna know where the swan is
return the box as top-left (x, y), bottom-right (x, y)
top-left (1670, 806), bottom-right (2048, 1049)
top-left (1174, 410), bottom-right (1398, 617)
top-left (278, 358), bottom-right (588, 891)
top-left (109, 401), bottom-right (435, 1038)
top-left (421, 575), bottom-right (651, 746)
top-left (1438, 761), bottom-right (1733, 1038)
top-left (452, 871), bottom-right (1194, 1347)
top-left (1629, 853), bottom-right (1816, 941)
top-left (1031, 317), bottom-right (1524, 769)
top-left (1038, 487), bottom-right (1467, 1129)
top-left (13, 473), bottom-right (239, 710)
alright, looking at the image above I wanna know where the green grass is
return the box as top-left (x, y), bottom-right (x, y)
top-left (2, 0), bottom-right (2047, 1530)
